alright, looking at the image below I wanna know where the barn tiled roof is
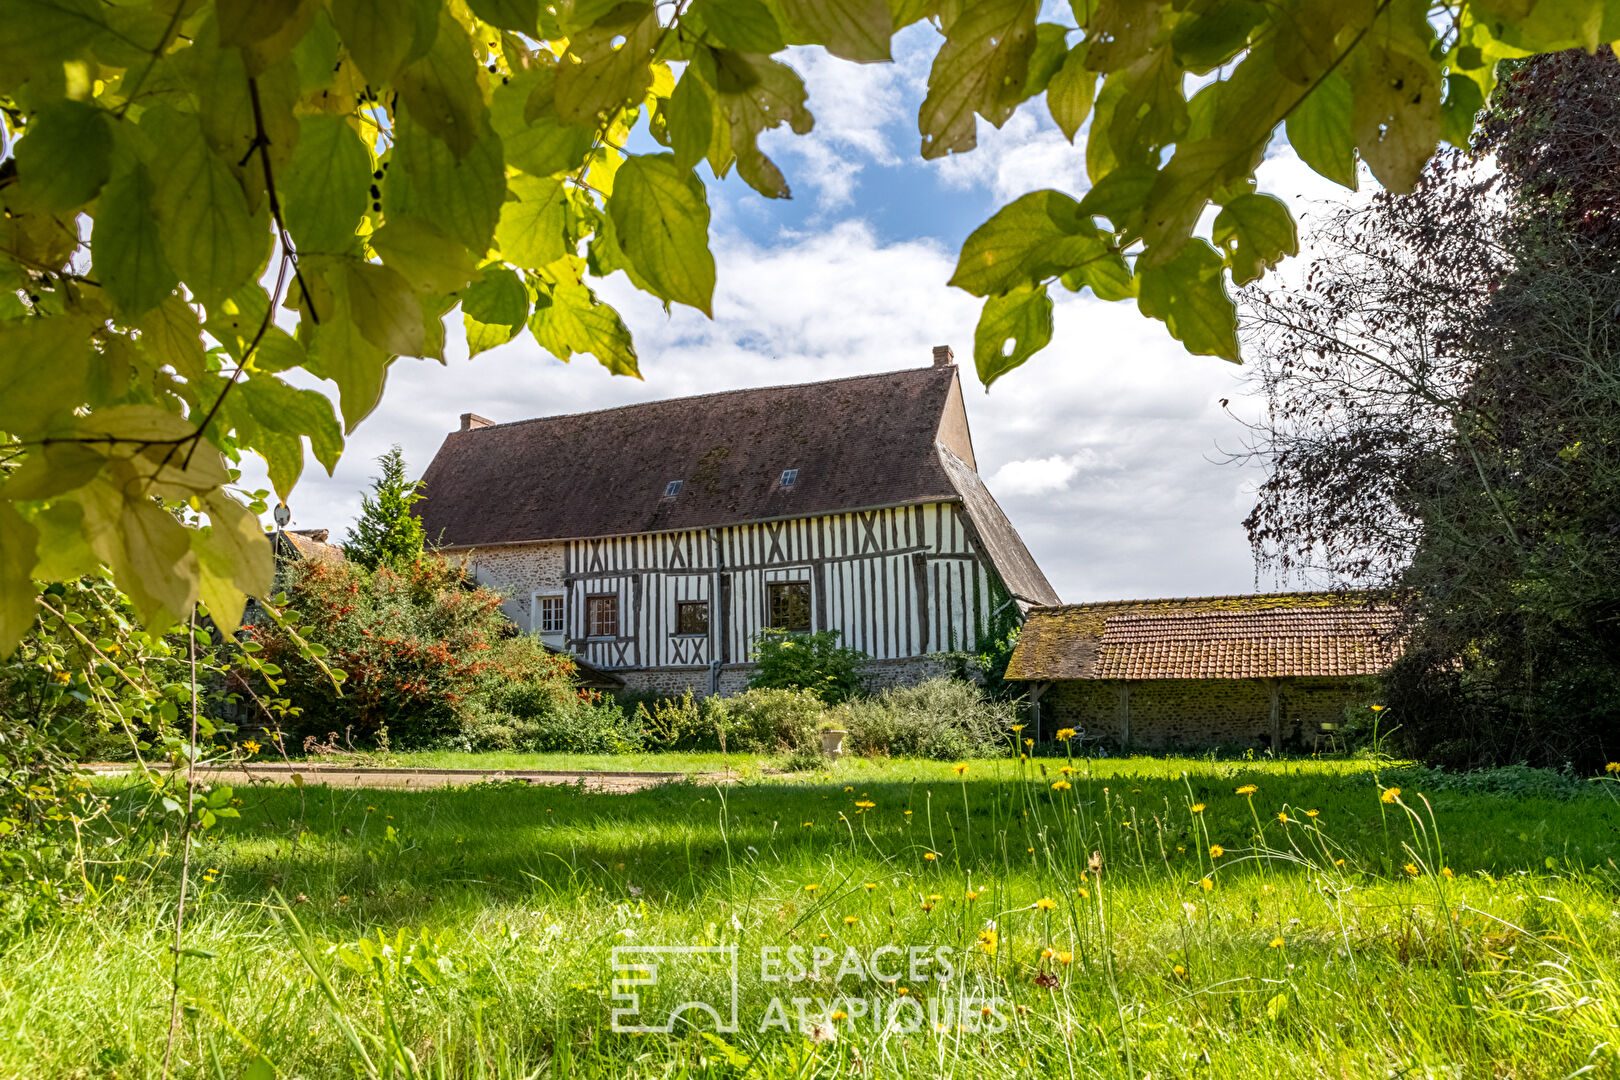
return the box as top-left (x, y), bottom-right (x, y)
top-left (417, 366), bottom-right (967, 547)
top-left (1005, 593), bottom-right (1400, 681)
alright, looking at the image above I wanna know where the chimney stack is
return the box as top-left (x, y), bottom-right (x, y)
top-left (460, 412), bottom-right (494, 432)
top-left (932, 344), bottom-right (954, 368)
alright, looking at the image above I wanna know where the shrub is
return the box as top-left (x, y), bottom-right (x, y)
top-left (633, 691), bottom-right (724, 750)
top-left (250, 555), bottom-right (600, 750)
top-left (836, 677), bottom-right (1018, 760)
top-left (748, 630), bottom-right (868, 703)
top-left (714, 688), bottom-right (823, 754)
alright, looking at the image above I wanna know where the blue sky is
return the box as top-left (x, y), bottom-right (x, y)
top-left (249, 26), bottom-right (1369, 604)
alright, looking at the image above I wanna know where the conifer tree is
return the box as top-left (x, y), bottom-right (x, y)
top-left (343, 447), bottom-right (426, 572)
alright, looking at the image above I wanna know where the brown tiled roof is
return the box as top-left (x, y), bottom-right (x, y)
top-left (272, 529), bottom-right (344, 563)
top-left (1006, 593), bottom-right (1399, 681)
top-left (417, 366), bottom-right (967, 546)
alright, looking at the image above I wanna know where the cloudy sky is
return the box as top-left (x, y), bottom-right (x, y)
top-left (248, 23), bottom-right (1371, 604)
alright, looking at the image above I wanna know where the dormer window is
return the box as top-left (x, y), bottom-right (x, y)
top-left (780, 469), bottom-right (798, 488)
top-left (664, 479), bottom-right (683, 498)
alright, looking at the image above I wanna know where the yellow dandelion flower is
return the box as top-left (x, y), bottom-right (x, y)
top-left (1209, 844), bottom-right (1224, 858)
top-left (1199, 877), bottom-right (1214, 892)
top-left (965, 890), bottom-right (980, 901)
top-left (1441, 867), bottom-right (1454, 878)
top-left (1305, 809), bottom-right (1320, 818)
top-left (1235, 784), bottom-right (1258, 796)
top-left (1606, 762), bottom-right (1620, 775)
top-left (242, 740), bottom-right (261, 755)
top-left (1059, 765), bottom-right (1074, 776)
top-left (830, 1010), bottom-right (847, 1021)
top-left (844, 915), bottom-right (859, 925)
top-left (1370, 704), bottom-right (1385, 712)
top-left (1404, 863), bottom-right (1420, 876)
top-left (863, 882), bottom-right (878, 891)
top-left (927, 893), bottom-right (943, 901)
top-left (1269, 937), bottom-right (1284, 949)
top-left (923, 852), bottom-right (937, 861)
top-left (1055, 728), bottom-right (1076, 742)
top-left (1190, 803), bottom-right (1205, 813)
top-left (953, 763), bottom-right (967, 776)
top-left (1057, 951), bottom-right (1073, 964)
top-left (1052, 780), bottom-right (1071, 791)
top-left (855, 800), bottom-right (875, 809)
top-left (1382, 787), bottom-right (1401, 804)
top-left (1024, 738), bottom-right (1034, 748)
top-left (805, 883), bottom-right (820, 892)
top-left (113, 874), bottom-right (125, 883)
top-left (1334, 858), bottom-right (1345, 867)
top-left (920, 902), bottom-right (935, 912)
top-left (1041, 947), bottom-right (1055, 959)
top-left (1277, 812), bottom-right (1290, 824)
top-left (1033, 897), bottom-right (1056, 911)
top-left (804, 822), bottom-right (813, 828)
top-left (1027, 847), bottom-right (1035, 854)
top-left (897, 986), bottom-right (909, 995)
top-left (844, 786), bottom-right (853, 792)
top-left (1172, 964), bottom-right (1187, 978)
top-left (904, 810), bottom-right (913, 816)
top-left (1011, 724), bottom-right (1025, 733)
top-left (1076, 886), bottom-right (1088, 899)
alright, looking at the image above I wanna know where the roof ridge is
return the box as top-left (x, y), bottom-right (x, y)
top-left (451, 365), bottom-right (948, 433)
top-left (1027, 590), bottom-right (1385, 613)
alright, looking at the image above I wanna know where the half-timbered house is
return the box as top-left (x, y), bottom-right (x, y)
top-left (414, 348), bottom-right (1058, 694)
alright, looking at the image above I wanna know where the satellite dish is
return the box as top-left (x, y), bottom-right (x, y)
top-left (273, 502), bottom-right (291, 528)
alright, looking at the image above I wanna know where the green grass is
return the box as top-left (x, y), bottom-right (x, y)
top-left (384, 749), bottom-right (770, 774)
top-left (6, 756), bottom-right (1620, 1079)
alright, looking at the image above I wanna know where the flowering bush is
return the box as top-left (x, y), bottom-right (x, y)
top-left (248, 555), bottom-right (603, 750)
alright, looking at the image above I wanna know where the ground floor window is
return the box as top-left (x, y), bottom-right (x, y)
top-left (586, 594), bottom-right (619, 638)
top-left (533, 593), bottom-right (564, 634)
top-left (675, 600), bottom-right (709, 636)
top-left (767, 581), bottom-right (811, 632)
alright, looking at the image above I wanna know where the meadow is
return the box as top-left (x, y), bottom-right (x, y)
top-left (5, 754), bottom-right (1620, 1079)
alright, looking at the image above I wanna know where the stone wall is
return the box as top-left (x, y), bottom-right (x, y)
top-left (616, 656), bottom-right (949, 700)
top-left (1038, 676), bottom-right (1374, 751)
top-left (457, 542), bottom-right (565, 628)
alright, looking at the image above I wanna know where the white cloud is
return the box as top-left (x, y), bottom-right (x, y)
top-left (989, 454), bottom-right (1082, 496)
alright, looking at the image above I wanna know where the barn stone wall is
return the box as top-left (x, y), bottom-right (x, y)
top-left (458, 542), bottom-right (565, 628)
top-left (1039, 676), bottom-right (1374, 751)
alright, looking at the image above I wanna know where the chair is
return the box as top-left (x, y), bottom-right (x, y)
top-left (1313, 721), bottom-right (1343, 756)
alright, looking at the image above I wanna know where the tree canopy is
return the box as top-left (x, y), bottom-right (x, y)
top-left (0, 0), bottom-right (1610, 654)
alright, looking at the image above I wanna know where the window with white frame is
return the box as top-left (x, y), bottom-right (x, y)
top-left (532, 592), bottom-right (564, 635)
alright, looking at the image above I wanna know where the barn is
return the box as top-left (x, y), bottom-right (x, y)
top-left (1005, 593), bottom-right (1400, 751)
top-left (413, 349), bottom-right (1058, 695)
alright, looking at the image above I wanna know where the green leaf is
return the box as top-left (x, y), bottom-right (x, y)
top-left (1059, 250), bottom-right (1134, 301)
top-left (919, 0), bottom-right (1040, 159)
top-left (665, 66), bottom-right (717, 173)
top-left (949, 189), bottom-right (1109, 297)
top-left (0, 316), bottom-right (93, 438)
top-left (282, 114), bottom-right (371, 254)
top-left (709, 50), bottom-right (814, 198)
top-left (1170, 0), bottom-right (1265, 72)
top-left (0, 501), bottom-right (39, 660)
top-left (329, 0), bottom-right (425, 85)
top-left (495, 173), bottom-right (569, 269)
top-left (462, 267), bottom-right (529, 357)
top-left (974, 285), bottom-right (1053, 387)
top-left (13, 99), bottom-right (112, 212)
top-left (1076, 163), bottom-right (1158, 234)
top-left (1045, 44), bottom-right (1096, 142)
top-left (466, 0), bottom-right (538, 34)
top-left (1347, 29), bottom-right (1441, 193)
top-left (1285, 68), bottom-right (1356, 189)
top-left (397, 8), bottom-right (488, 159)
top-left (1440, 72), bottom-right (1484, 149)
top-left (529, 276), bottom-right (639, 376)
top-left (691, 0), bottom-right (785, 52)
top-left (1023, 23), bottom-right (1071, 99)
top-left (93, 164), bottom-right (178, 318)
top-left (345, 260), bottom-right (430, 358)
top-left (555, 2), bottom-right (659, 126)
top-left (308, 265), bottom-right (393, 431)
top-left (217, 0), bottom-right (302, 48)
top-left (142, 107), bottom-right (270, 307)
top-left (1212, 193), bottom-right (1297, 286)
top-left (607, 155), bottom-right (715, 316)
top-left (1084, 0), bottom-right (1161, 72)
top-left (371, 218), bottom-right (479, 294)
top-left (492, 65), bottom-right (595, 177)
top-left (1135, 239), bottom-right (1238, 363)
top-left (194, 490), bottom-right (273, 632)
top-left (384, 111), bottom-right (505, 255)
top-left (779, 0), bottom-right (893, 62)
top-left (135, 299), bottom-right (209, 384)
